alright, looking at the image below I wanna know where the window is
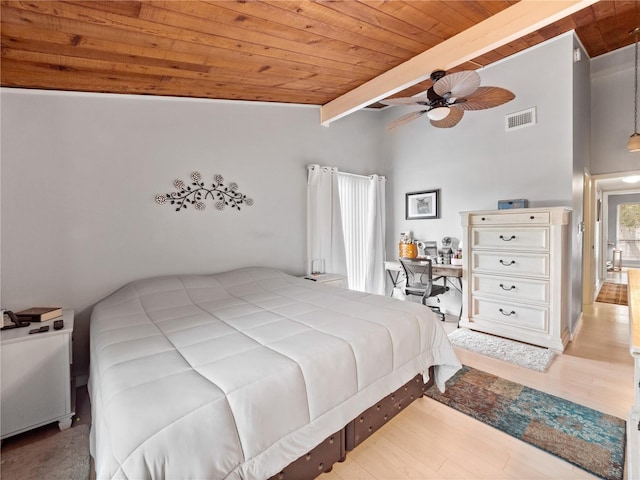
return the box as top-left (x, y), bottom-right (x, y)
top-left (307, 165), bottom-right (385, 294)
top-left (616, 203), bottom-right (640, 263)
top-left (338, 174), bottom-right (370, 292)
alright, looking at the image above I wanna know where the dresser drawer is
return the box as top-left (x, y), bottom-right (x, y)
top-left (471, 274), bottom-right (549, 304)
top-left (471, 251), bottom-right (549, 278)
top-left (471, 297), bottom-right (548, 332)
top-left (468, 211), bottom-right (550, 225)
top-left (471, 227), bottom-right (549, 251)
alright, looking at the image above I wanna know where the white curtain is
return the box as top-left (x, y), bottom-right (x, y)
top-left (307, 165), bottom-right (347, 277)
top-left (308, 165), bottom-right (386, 294)
top-left (338, 173), bottom-right (370, 291)
top-left (365, 175), bottom-right (386, 295)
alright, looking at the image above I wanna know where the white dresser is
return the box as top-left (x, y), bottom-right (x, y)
top-left (460, 207), bottom-right (571, 351)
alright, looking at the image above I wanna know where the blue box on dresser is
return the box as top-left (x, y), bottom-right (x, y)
top-left (498, 198), bottom-right (528, 209)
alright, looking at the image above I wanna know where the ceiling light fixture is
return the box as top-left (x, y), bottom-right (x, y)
top-left (427, 106), bottom-right (450, 121)
top-left (629, 27), bottom-right (640, 152)
top-left (623, 175), bottom-right (640, 184)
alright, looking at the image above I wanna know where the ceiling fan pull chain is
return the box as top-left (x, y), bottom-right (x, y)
top-left (635, 29), bottom-right (638, 134)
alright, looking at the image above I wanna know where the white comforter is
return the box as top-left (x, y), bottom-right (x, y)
top-left (89, 267), bottom-right (461, 480)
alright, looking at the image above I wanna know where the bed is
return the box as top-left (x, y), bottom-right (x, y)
top-left (89, 267), bottom-right (461, 479)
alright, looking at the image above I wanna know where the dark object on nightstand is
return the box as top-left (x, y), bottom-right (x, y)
top-left (53, 319), bottom-right (64, 330)
top-left (29, 325), bottom-right (50, 334)
top-left (15, 307), bottom-right (62, 322)
top-left (1, 310), bottom-right (30, 330)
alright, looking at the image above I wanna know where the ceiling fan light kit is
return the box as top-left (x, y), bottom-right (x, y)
top-left (629, 27), bottom-right (640, 153)
top-left (382, 70), bottom-right (515, 130)
top-left (427, 107), bottom-right (450, 121)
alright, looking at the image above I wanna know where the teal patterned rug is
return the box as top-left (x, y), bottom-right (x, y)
top-left (425, 366), bottom-right (626, 480)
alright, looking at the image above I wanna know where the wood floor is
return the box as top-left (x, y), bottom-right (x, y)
top-left (321, 274), bottom-right (634, 480)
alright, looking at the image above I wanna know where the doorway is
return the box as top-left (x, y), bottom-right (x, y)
top-left (585, 171), bottom-right (640, 300)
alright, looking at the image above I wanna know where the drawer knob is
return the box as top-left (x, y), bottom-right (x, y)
top-left (499, 308), bottom-right (516, 316)
top-left (499, 259), bottom-right (516, 266)
top-left (499, 235), bottom-right (516, 241)
top-left (530, 216), bottom-right (535, 220)
top-left (499, 283), bottom-right (516, 291)
top-left (481, 217), bottom-right (486, 221)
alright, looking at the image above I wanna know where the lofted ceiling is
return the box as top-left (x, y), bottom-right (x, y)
top-left (1, 0), bottom-right (639, 123)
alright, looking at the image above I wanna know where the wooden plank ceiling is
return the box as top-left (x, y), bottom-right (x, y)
top-left (1, 1), bottom-right (639, 116)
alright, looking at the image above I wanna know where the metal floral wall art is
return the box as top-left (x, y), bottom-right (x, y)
top-left (156, 172), bottom-right (254, 212)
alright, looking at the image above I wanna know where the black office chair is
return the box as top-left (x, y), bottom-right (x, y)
top-left (398, 258), bottom-right (448, 321)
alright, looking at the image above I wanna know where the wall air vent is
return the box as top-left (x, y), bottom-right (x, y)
top-left (505, 107), bottom-right (536, 131)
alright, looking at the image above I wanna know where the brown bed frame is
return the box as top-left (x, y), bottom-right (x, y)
top-left (268, 366), bottom-right (435, 480)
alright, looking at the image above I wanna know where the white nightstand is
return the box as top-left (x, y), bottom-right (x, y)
top-left (1, 309), bottom-right (75, 439)
top-left (302, 273), bottom-right (347, 288)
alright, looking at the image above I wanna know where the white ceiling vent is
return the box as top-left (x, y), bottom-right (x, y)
top-left (505, 107), bottom-right (536, 131)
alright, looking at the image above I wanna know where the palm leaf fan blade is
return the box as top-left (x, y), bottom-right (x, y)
top-left (455, 87), bottom-right (515, 111)
top-left (388, 110), bottom-right (428, 130)
top-left (433, 70), bottom-right (481, 97)
top-left (430, 107), bottom-right (464, 128)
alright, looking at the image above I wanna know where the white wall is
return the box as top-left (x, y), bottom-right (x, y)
top-left (0, 89), bottom-right (384, 376)
top-left (571, 36), bottom-right (591, 324)
top-left (382, 33), bottom-right (575, 317)
top-left (591, 43), bottom-right (640, 174)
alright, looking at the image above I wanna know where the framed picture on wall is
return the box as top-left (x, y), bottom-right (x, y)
top-left (406, 189), bottom-right (439, 220)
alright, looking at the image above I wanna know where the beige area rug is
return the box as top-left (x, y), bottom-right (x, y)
top-left (0, 424), bottom-right (90, 480)
top-left (448, 328), bottom-right (556, 372)
top-left (596, 282), bottom-right (628, 306)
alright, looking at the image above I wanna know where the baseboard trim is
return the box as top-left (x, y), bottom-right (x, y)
top-left (570, 314), bottom-right (584, 341)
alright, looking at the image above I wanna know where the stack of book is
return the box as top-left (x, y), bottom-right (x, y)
top-left (15, 307), bottom-right (62, 322)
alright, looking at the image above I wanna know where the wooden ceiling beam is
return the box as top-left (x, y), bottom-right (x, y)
top-left (320, 0), bottom-right (600, 126)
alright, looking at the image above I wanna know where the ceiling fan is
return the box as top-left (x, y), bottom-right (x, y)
top-left (381, 70), bottom-right (515, 129)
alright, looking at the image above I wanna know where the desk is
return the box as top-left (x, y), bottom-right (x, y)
top-left (384, 260), bottom-right (463, 320)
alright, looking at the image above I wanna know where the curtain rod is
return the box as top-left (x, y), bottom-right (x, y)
top-left (307, 164), bottom-right (385, 181)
